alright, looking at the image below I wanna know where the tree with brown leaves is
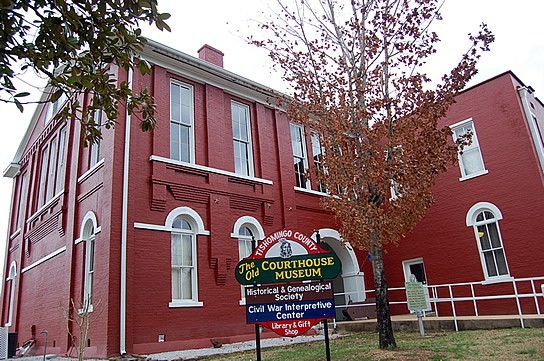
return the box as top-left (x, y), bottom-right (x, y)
top-left (253, 0), bottom-right (493, 349)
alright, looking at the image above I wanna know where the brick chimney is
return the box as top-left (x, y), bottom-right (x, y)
top-left (198, 44), bottom-right (224, 68)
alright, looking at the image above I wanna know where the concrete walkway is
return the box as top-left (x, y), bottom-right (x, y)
top-left (9, 315), bottom-right (544, 360)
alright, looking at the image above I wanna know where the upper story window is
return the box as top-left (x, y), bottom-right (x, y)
top-left (170, 81), bottom-right (194, 163)
top-left (466, 202), bottom-right (510, 281)
top-left (37, 126), bottom-right (67, 208)
top-left (15, 173), bottom-right (27, 232)
top-left (89, 110), bottom-right (102, 168)
top-left (46, 91), bottom-right (67, 123)
top-left (311, 133), bottom-right (326, 193)
top-left (290, 123), bottom-right (310, 189)
top-left (451, 119), bottom-right (487, 180)
top-left (231, 101), bottom-right (254, 176)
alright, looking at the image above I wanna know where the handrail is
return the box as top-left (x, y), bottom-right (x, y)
top-left (332, 275), bottom-right (544, 331)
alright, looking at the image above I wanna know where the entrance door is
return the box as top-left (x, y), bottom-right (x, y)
top-left (402, 258), bottom-right (431, 311)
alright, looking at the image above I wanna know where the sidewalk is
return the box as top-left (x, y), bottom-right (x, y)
top-left (9, 333), bottom-right (338, 361)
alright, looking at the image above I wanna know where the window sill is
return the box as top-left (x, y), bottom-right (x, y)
top-left (481, 276), bottom-right (514, 285)
top-left (294, 187), bottom-right (328, 197)
top-left (150, 155), bottom-right (273, 185)
top-left (77, 305), bottom-right (94, 314)
top-left (78, 158), bottom-right (105, 184)
top-left (26, 191), bottom-right (63, 224)
top-left (9, 229), bottom-right (21, 240)
top-left (169, 300), bottom-right (204, 308)
top-left (459, 170), bottom-right (488, 182)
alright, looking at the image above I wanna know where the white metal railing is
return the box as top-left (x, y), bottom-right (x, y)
top-left (333, 276), bottom-right (544, 331)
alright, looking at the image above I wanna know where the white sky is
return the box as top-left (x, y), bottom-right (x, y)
top-left (0, 0), bottom-right (543, 274)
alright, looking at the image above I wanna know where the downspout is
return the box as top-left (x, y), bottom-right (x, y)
top-left (120, 64), bottom-right (133, 356)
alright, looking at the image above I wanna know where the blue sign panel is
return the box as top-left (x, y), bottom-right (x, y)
top-left (246, 299), bottom-right (335, 323)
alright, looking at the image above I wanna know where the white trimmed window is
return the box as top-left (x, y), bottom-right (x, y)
top-left (170, 81), bottom-right (194, 163)
top-left (451, 119), bottom-right (486, 179)
top-left (5, 262), bottom-right (17, 326)
top-left (290, 123), bottom-right (310, 189)
top-left (15, 173), bottom-right (27, 231)
top-left (89, 111), bottom-right (102, 168)
top-left (466, 203), bottom-right (510, 281)
top-left (46, 92), bottom-right (67, 122)
top-left (82, 218), bottom-right (97, 311)
top-left (232, 217), bottom-right (265, 304)
top-left (232, 101), bottom-right (254, 176)
top-left (311, 133), bottom-right (326, 193)
top-left (55, 126), bottom-right (67, 195)
top-left (37, 146), bottom-right (50, 207)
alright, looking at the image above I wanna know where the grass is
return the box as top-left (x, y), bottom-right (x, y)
top-left (205, 328), bottom-right (544, 360)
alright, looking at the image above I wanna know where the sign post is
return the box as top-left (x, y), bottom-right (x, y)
top-left (235, 229), bottom-right (341, 360)
top-left (405, 281), bottom-right (428, 337)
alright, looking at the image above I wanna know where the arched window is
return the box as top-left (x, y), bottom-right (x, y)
top-left (466, 202), bottom-right (510, 280)
top-left (166, 207), bottom-right (205, 307)
top-left (232, 217), bottom-right (264, 303)
top-left (82, 217), bottom-right (97, 311)
top-left (5, 262), bottom-right (17, 326)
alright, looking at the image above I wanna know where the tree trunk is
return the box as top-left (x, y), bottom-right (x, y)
top-left (370, 244), bottom-right (397, 349)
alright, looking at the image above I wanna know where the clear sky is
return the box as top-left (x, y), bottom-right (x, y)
top-left (0, 0), bottom-right (543, 275)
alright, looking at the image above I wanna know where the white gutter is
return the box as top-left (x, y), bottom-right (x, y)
top-left (120, 65), bottom-right (133, 355)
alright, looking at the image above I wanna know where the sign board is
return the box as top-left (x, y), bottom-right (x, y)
top-left (234, 229), bottom-right (342, 337)
top-left (235, 229), bottom-right (341, 285)
top-left (245, 281), bottom-right (335, 337)
top-left (405, 281), bottom-right (428, 311)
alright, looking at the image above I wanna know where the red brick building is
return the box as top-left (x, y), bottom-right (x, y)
top-left (363, 71), bottom-right (544, 318)
top-left (1, 39), bottom-right (543, 357)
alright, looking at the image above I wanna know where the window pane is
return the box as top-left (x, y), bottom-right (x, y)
top-left (38, 147), bottom-right (49, 207)
top-left (495, 249), bottom-right (508, 275)
top-left (180, 125), bottom-right (190, 162)
top-left (181, 268), bottom-right (192, 299)
top-left (461, 148), bottom-right (484, 175)
top-left (478, 225), bottom-right (491, 250)
top-left (240, 226), bottom-right (253, 237)
top-left (291, 124), bottom-right (303, 157)
top-left (484, 211), bottom-right (494, 220)
top-left (170, 123), bottom-right (180, 160)
top-left (476, 212), bottom-right (484, 222)
top-left (171, 83), bottom-right (181, 121)
top-left (172, 267), bottom-right (181, 299)
top-left (182, 235), bottom-right (192, 266)
top-left (172, 234), bottom-right (182, 265)
top-left (487, 222), bottom-right (501, 248)
top-left (484, 251), bottom-right (497, 277)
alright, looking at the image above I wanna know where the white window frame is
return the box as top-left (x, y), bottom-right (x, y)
top-left (15, 173), bottom-right (27, 231)
top-left (466, 202), bottom-right (512, 283)
top-left (37, 145), bottom-right (50, 207)
top-left (5, 261), bottom-right (17, 326)
top-left (290, 123), bottom-right (310, 189)
top-left (170, 80), bottom-right (195, 164)
top-left (81, 211), bottom-right (99, 312)
top-left (310, 133), bottom-right (326, 193)
top-left (231, 101), bottom-right (254, 176)
top-left (55, 126), bottom-right (67, 195)
top-left (166, 207), bottom-right (204, 308)
top-left (45, 135), bottom-right (58, 201)
top-left (46, 92), bottom-right (67, 123)
top-left (89, 111), bottom-right (102, 168)
top-left (450, 118), bottom-right (488, 181)
top-left (231, 216), bottom-right (265, 305)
